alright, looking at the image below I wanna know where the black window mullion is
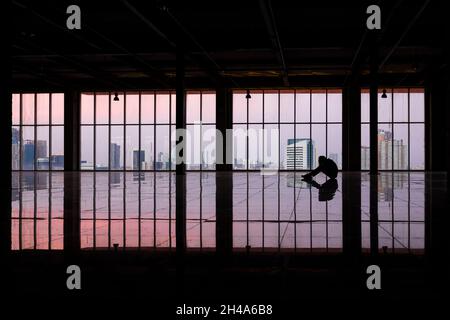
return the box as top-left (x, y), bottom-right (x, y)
top-left (93, 92), bottom-right (97, 172)
top-left (49, 94), bottom-right (53, 171)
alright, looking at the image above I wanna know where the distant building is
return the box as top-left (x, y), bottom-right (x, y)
top-left (110, 143), bottom-right (121, 169)
top-left (23, 141), bottom-right (35, 170)
top-left (285, 138), bottom-right (316, 170)
top-left (133, 150), bottom-right (145, 170)
top-left (51, 155), bottom-right (64, 169)
top-left (361, 129), bottom-right (407, 170)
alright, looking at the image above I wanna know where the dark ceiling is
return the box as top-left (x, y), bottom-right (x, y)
top-left (12, 0), bottom-right (450, 91)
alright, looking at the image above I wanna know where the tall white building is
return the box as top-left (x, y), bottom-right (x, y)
top-left (286, 139), bottom-right (316, 170)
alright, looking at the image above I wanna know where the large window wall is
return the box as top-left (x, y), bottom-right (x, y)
top-left (80, 91), bottom-right (216, 171)
top-left (12, 93), bottom-right (65, 171)
top-left (361, 88), bottom-right (425, 170)
top-left (232, 89), bottom-right (342, 170)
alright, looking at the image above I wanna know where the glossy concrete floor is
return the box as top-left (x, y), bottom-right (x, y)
top-left (8, 171), bottom-right (450, 301)
top-left (11, 171), bottom-right (431, 253)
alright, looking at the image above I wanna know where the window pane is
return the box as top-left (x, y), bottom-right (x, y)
top-left (361, 90), bottom-right (370, 123)
top-left (311, 90), bottom-right (326, 123)
top-left (410, 124), bottom-right (425, 169)
top-left (232, 124), bottom-right (247, 170)
top-left (111, 93), bottom-right (124, 124)
top-left (296, 90), bottom-right (310, 123)
top-left (295, 124), bottom-right (311, 170)
top-left (141, 125), bottom-right (154, 169)
top-left (171, 93), bottom-right (176, 123)
top-left (393, 90), bottom-right (408, 122)
top-left (311, 124), bottom-right (325, 168)
top-left (96, 126), bottom-right (109, 170)
top-left (410, 90), bottom-right (425, 122)
top-left (248, 91), bottom-right (263, 123)
top-left (125, 125), bottom-right (139, 170)
top-left (187, 92), bottom-right (200, 124)
top-left (378, 124), bottom-right (393, 170)
top-left (156, 125), bottom-right (170, 170)
top-left (80, 126), bottom-right (94, 170)
top-left (51, 126), bottom-right (64, 170)
top-left (233, 92), bottom-right (247, 123)
top-left (280, 124), bottom-right (294, 169)
top-left (110, 126), bottom-right (124, 170)
top-left (378, 89), bottom-right (392, 122)
top-left (81, 93), bottom-right (94, 124)
top-left (264, 92), bottom-right (278, 123)
top-left (12, 94), bottom-right (20, 125)
top-left (36, 93), bottom-right (50, 125)
top-left (393, 124), bottom-right (408, 170)
top-left (361, 124), bottom-right (370, 170)
top-left (202, 125), bottom-right (216, 170)
top-left (156, 93), bottom-right (170, 124)
top-left (96, 93), bottom-right (109, 124)
top-left (126, 93), bottom-right (139, 124)
top-left (248, 124), bottom-right (263, 169)
top-left (327, 124), bottom-right (342, 169)
top-left (12, 126), bottom-right (21, 170)
top-left (202, 92), bottom-right (216, 124)
top-left (280, 91), bottom-right (294, 123)
top-left (264, 123), bottom-right (279, 169)
top-left (141, 92), bottom-right (154, 124)
top-left (51, 93), bottom-right (65, 125)
top-left (170, 124), bottom-right (176, 170)
top-left (22, 126), bottom-right (35, 170)
top-left (327, 90), bottom-right (342, 123)
top-left (36, 126), bottom-right (49, 170)
top-left (22, 94), bottom-right (35, 125)
top-left (186, 124), bottom-right (201, 170)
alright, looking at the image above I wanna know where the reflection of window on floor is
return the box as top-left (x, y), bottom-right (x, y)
top-left (12, 93), bottom-right (65, 171)
top-left (11, 172), bottom-right (64, 250)
top-left (361, 173), bottom-right (425, 253)
top-left (80, 91), bottom-right (216, 171)
top-left (232, 89), bottom-right (342, 170)
top-left (233, 173), bottom-right (343, 252)
top-left (186, 173), bottom-right (216, 250)
top-left (80, 172), bottom-right (176, 250)
top-left (361, 89), bottom-right (425, 170)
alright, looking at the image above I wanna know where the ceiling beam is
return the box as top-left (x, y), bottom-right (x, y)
top-left (259, 0), bottom-right (289, 86)
top-left (378, 0), bottom-right (432, 71)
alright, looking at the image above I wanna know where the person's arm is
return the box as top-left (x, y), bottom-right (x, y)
top-left (309, 165), bottom-right (322, 177)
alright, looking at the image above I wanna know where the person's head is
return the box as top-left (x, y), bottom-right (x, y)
top-left (318, 155), bottom-right (327, 165)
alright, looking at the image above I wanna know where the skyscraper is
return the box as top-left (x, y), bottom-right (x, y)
top-left (110, 143), bottom-right (121, 169)
top-left (133, 150), bottom-right (145, 170)
top-left (286, 138), bottom-right (316, 170)
top-left (11, 128), bottom-right (20, 170)
top-left (23, 140), bottom-right (35, 170)
top-left (361, 129), bottom-right (408, 170)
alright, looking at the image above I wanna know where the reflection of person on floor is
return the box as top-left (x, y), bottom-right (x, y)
top-left (302, 156), bottom-right (338, 180)
top-left (312, 178), bottom-right (338, 201)
top-left (302, 156), bottom-right (339, 201)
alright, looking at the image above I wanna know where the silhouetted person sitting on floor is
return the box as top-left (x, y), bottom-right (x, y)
top-left (302, 155), bottom-right (338, 180)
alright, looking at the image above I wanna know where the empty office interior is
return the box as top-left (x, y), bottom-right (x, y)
top-left (4, 0), bottom-right (450, 302)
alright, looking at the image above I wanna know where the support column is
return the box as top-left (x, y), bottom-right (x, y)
top-left (63, 172), bottom-right (81, 256)
top-left (342, 77), bottom-right (361, 171)
top-left (216, 87), bottom-right (233, 256)
top-left (175, 45), bottom-right (187, 257)
top-left (368, 33), bottom-right (379, 256)
top-left (64, 90), bottom-right (80, 171)
top-left (0, 48), bottom-right (11, 257)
